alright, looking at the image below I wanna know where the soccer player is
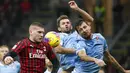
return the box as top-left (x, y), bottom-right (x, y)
top-left (54, 1), bottom-right (94, 73)
top-left (3, 22), bottom-right (59, 73)
top-left (71, 19), bottom-right (130, 73)
top-left (0, 45), bottom-right (20, 73)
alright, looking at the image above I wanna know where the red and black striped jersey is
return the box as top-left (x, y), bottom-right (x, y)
top-left (12, 38), bottom-right (56, 73)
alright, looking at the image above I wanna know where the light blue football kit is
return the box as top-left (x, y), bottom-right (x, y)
top-left (58, 31), bottom-right (78, 71)
top-left (0, 61), bottom-right (20, 73)
top-left (72, 33), bottom-right (108, 73)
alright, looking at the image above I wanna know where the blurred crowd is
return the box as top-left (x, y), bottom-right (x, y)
top-left (0, 0), bottom-right (32, 45)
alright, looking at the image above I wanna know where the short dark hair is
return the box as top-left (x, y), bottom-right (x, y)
top-left (57, 15), bottom-right (70, 27)
top-left (75, 19), bottom-right (84, 33)
top-left (30, 22), bottom-right (44, 28)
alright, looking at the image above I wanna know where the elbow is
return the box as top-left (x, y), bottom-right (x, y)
top-left (89, 18), bottom-right (94, 23)
top-left (91, 18), bottom-right (94, 22)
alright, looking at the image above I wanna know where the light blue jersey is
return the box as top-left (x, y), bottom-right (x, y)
top-left (0, 61), bottom-right (20, 73)
top-left (59, 32), bottom-right (68, 46)
top-left (58, 31), bottom-right (78, 70)
top-left (73, 33), bottom-right (108, 73)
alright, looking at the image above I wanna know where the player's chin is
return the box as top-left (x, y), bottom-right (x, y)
top-left (37, 38), bottom-right (42, 42)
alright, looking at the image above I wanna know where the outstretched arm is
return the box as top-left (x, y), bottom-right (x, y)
top-left (69, 1), bottom-right (94, 25)
top-left (104, 50), bottom-right (130, 73)
top-left (77, 49), bottom-right (106, 67)
top-left (54, 45), bottom-right (75, 54)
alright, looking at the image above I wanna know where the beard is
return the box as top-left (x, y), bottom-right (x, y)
top-left (64, 30), bottom-right (71, 33)
top-left (64, 28), bottom-right (72, 33)
top-left (82, 32), bottom-right (91, 40)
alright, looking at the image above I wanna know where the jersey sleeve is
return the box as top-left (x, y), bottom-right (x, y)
top-left (11, 40), bottom-right (26, 54)
top-left (103, 38), bottom-right (108, 52)
top-left (99, 33), bottom-right (108, 52)
top-left (74, 41), bottom-right (86, 55)
top-left (46, 43), bottom-right (56, 60)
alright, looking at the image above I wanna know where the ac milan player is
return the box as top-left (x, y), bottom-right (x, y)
top-left (3, 22), bottom-right (59, 73)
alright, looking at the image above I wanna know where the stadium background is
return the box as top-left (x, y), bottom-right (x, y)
top-left (0, 0), bottom-right (130, 73)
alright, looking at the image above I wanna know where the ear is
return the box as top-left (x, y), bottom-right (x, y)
top-left (71, 26), bottom-right (73, 30)
top-left (29, 29), bottom-right (32, 34)
top-left (58, 27), bottom-right (61, 31)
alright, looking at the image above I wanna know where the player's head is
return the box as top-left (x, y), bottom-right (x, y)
top-left (75, 19), bottom-right (91, 39)
top-left (57, 15), bottom-right (72, 33)
top-left (29, 22), bottom-right (45, 43)
top-left (0, 45), bottom-right (9, 60)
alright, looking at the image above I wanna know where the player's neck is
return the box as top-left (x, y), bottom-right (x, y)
top-left (29, 37), bottom-right (35, 43)
top-left (86, 33), bottom-right (92, 40)
top-left (28, 37), bottom-right (40, 44)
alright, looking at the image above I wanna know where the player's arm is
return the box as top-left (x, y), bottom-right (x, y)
top-left (3, 40), bottom-right (26, 64)
top-left (50, 57), bottom-right (59, 73)
top-left (69, 1), bottom-right (94, 25)
top-left (47, 44), bottom-right (60, 73)
top-left (77, 49), bottom-right (106, 67)
top-left (45, 57), bottom-right (53, 72)
top-left (54, 45), bottom-right (75, 54)
top-left (104, 50), bottom-right (130, 73)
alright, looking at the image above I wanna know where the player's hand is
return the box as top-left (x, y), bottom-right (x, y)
top-left (68, 1), bottom-right (79, 11)
top-left (4, 56), bottom-right (14, 65)
top-left (53, 45), bottom-right (62, 53)
top-left (125, 70), bottom-right (130, 73)
top-left (94, 58), bottom-right (106, 67)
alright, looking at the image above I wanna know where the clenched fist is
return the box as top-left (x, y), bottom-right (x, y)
top-left (4, 56), bottom-right (14, 65)
top-left (68, 1), bottom-right (79, 11)
top-left (94, 58), bottom-right (106, 67)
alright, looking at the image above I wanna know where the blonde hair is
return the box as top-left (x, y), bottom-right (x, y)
top-left (0, 45), bottom-right (9, 49)
top-left (0, 45), bottom-right (8, 60)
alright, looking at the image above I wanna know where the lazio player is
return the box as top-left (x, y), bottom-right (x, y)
top-left (72, 19), bottom-right (130, 73)
top-left (54, 1), bottom-right (94, 73)
top-left (0, 45), bottom-right (20, 73)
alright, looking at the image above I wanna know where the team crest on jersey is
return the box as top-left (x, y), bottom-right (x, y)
top-left (43, 46), bottom-right (46, 51)
top-left (44, 48), bottom-right (46, 51)
top-left (30, 45), bottom-right (34, 48)
top-left (96, 36), bottom-right (99, 40)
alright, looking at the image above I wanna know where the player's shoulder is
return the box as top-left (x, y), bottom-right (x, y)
top-left (59, 32), bottom-right (68, 38)
top-left (18, 38), bottom-right (29, 43)
top-left (93, 33), bottom-right (105, 39)
top-left (17, 38), bottom-right (30, 45)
